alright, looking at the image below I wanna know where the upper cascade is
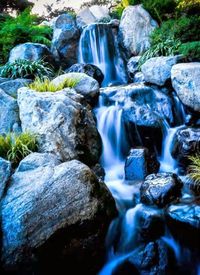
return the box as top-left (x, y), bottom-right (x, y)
top-left (78, 23), bottom-right (128, 87)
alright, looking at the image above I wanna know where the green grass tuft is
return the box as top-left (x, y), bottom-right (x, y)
top-left (188, 155), bottom-right (200, 195)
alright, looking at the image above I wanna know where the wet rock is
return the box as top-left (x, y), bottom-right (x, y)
top-left (171, 62), bottom-right (200, 112)
top-left (0, 77), bottom-right (11, 84)
top-left (0, 157), bottom-right (11, 200)
top-left (9, 42), bottom-right (54, 64)
top-left (172, 127), bottom-right (200, 168)
top-left (119, 5), bottom-right (158, 56)
top-left (51, 14), bottom-right (80, 68)
top-left (125, 148), bottom-right (159, 181)
top-left (136, 205), bottom-right (165, 242)
top-left (0, 88), bottom-right (21, 134)
top-left (126, 239), bottom-right (175, 274)
top-left (167, 203), bottom-right (200, 249)
top-left (133, 72), bottom-right (145, 83)
top-left (91, 163), bottom-right (105, 181)
top-left (127, 56), bottom-right (141, 79)
top-left (141, 55), bottom-right (182, 86)
top-left (18, 87), bottom-right (101, 166)
top-left (51, 72), bottom-right (100, 106)
top-left (66, 63), bottom-right (104, 85)
top-left (140, 173), bottom-right (183, 207)
top-left (0, 78), bottom-right (31, 98)
top-left (1, 154), bottom-right (116, 274)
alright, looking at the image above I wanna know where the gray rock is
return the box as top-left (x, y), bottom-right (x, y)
top-left (0, 88), bottom-right (21, 134)
top-left (141, 55), bottom-right (182, 86)
top-left (133, 72), bottom-right (145, 83)
top-left (51, 73), bottom-right (100, 105)
top-left (0, 77), bottom-right (11, 84)
top-left (119, 5), bottom-right (158, 56)
top-left (17, 87), bottom-right (101, 165)
top-left (125, 148), bottom-right (159, 181)
top-left (172, 127), bottom-right (200, 167)
top-left (66, 63), bottom-right (104, 85)
top-left (171, 62), bottom-right (200, 112)
top-left (51, 14), bottom-right (80, 68)
top-left (1, 155), bottom-right (116, 273)
top-left (140, 173), bottom-right (183, 207)
top-left (0, 79), bottom-right (31, 98)
top-left (127, 56), bottom-right (141, 79)
top-left (9, 43), bottom-right (54, 64)
top-left (0, 157), bottom-right (11, 200)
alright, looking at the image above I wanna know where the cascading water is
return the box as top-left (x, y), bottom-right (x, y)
top-left (79, 23), bottom-right (127, 87)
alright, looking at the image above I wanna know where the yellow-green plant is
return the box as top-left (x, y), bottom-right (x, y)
top-left (188, 155), bottom-right (200, 194)
top-left (0, 132), bottom-right (38, 167)
top-left (29, 77), bottom-right (81, 92)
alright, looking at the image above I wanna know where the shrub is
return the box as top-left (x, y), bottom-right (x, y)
top-left (176, 0), bottom-right (200, 16)
top-left (0, 9), bottom-right (52, 64)
top-left (29, 77), bottom-right (81, 92)
top-left (0, 59), bottom-right (54, 79)
top-left (0, 132), bottom-right (38, 167)
top-left (188, 155), bottom-right (200, 195)
top-left (179, 41), bottom-right (200, 60)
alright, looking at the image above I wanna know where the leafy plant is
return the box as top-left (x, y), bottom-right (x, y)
top-left (188, 155), bottom-right (200, 195)
top-left (29, 77), bottom-right (81, 92)
top-left (0, 59), bottom-right (54, 79)
top-left (0, 9), bottom-right (52, 64)
top-left (176, 0), bottom-right (200, 16)
top-left (0, 132), bottom-right (38, 167)
top-left (179, 41), bottom-right (200, 60)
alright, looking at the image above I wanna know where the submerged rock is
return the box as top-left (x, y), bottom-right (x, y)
top-left (141, 55), bottom-right (182, 86)
top-left (125, 148), bottom-right (159, 181)
top-left (18, 87), bottom-right (101, 166)
top-left (9, 42), bottom-right (54, 64)
top-left (0, 88), bottom-right (21, 134)
top-left (0, 157), bottom-right (11, 200)
top-left (0, 78), bottom-right (31, 98)
top-left (51, 72), bottom-right (100, 105)
top-left (172, 127), bottom-right (200, 168)
top-left (66, 63), bottom-right (104, 85)
top-left (119, 5), bottom-right (158, 56)
top-left (1, 154), bottom-right (116, 273)
top-left (171, 62), bottom-right (200, 113)
top-left (51, 14), bottom-right (80, 68)
top-left (140, 173), bottom-right (183, 208)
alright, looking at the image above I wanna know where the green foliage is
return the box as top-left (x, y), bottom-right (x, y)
top-left (0, 132), bottom-right (38, 167)
top-left (0, 9), bottom-right (52, 64)
top-left (138, 36), bottom-right (181, 68)
top-left (29, 77), bottom-right (81, 92)
top-left (142, 0), bottom-right (177, 23)
top-left (176, 0), bottom-right (200, 16)
top-left (188, 155), bottom-right (200, 195)
top-left (111, 0), bottom-right (141, 19)
top-left (179, 42), bottom-right (200, 60)
top-left (0, 59), bottom-right (54, 79)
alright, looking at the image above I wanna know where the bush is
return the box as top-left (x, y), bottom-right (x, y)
top-left (179, 41), bottom-right (200, 60)
top-left (0, 132), bottom-right (38, 167)
top-left (0, 59), bottom-right (54, 79)
top-left (0, 9), bottom-right (52, 64)
top-left (176, 0), bottom-right (200, 16)
top-left (142, 0), bottom-right (177, 22)
top-left (188, 155), bottom-right (200, 195)
top-left (29, 77), bottom-right (81, 92)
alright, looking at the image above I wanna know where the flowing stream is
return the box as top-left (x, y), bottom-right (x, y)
top-left (78, 23), bottom-right (199, 274)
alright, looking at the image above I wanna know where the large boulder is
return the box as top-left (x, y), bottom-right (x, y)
top-left (171, 62), bottom-right (200, 113)
top-left (77, 6), bottom-right (110, 29)
top-left (125, 148), bottom-right (159, 181)
top-left (51, 72), bottom-right (100, 105)
top-left (0, 78), bottom-right (31, 98)
top-left (0, 157), bottom-right (11, 200)
top-left (140, 173), bottom-right (183, 208)
top-left (141, 55), bottom-right (182, 86)
top-left (0, 88), bottom-right (21, 134)
top-left (167, 203), bottom-right (200, 249)
top-left (51, 14), bottom-right (80, 68)
top-left (66, 63), bottom-right (104, 85)
top-left (17, 87), bottom-right (101, 166)
top-left (119, 5), bottom-right (158, 57)
top-left (172, 127), bottom-right (200, 168)
top-left (9, 42), bottom-right (54, 64)
top-left (1, 153), bottom-right (116, 273)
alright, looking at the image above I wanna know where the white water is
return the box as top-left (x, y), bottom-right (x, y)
top-left (79, 23), bottom-right (127, 86)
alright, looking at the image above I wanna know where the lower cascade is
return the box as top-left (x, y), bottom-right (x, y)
top-left (95, 84), bottom-right (200, 275)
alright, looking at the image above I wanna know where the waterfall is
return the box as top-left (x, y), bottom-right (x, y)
top-left (79, 23), bottom-right (127, 87)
